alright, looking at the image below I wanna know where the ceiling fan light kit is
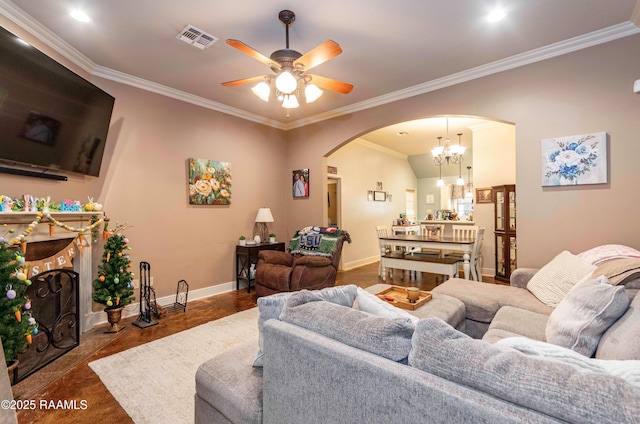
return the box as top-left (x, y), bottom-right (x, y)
top-left (221, 10), bottom-right (353, 114)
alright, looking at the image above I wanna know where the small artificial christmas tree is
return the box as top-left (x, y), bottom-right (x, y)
top-left (92, 232), bottom-right (135, 311)
top-left (0, 239), bottom-right (38, 365)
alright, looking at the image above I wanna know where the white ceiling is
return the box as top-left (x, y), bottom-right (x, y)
top-left (2, 0), bottom-right (638, 132)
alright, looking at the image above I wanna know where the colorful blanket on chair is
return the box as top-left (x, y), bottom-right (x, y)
top-left (289, 226), bottom-right (347, 257)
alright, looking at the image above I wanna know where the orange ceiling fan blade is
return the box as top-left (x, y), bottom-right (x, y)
top-left (226, 39), bottom-right (280, 69)
top-left (294, 40), bottom-right (342, 71)
top-left (221, 75), bottom-right (269, 87)
top-left (307, 74), bottom-right (353, 94)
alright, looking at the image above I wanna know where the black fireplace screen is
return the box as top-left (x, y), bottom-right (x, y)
top-left (16, 269), bottom-right (80, 383)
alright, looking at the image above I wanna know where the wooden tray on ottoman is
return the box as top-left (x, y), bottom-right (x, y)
top-left (375, 285), bottom-right (432, 310)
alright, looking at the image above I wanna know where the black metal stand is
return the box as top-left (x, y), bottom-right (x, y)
top-left (132, 261), bottom-right (158, 328)
top-left (165, 279), bottom-right (189, 313)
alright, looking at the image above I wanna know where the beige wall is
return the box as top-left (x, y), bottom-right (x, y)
top-left (288, 34), bottom-right (640, 268)
top-left (1, 75), bottom-right (288, 300)
top-left (327, 140), bottom-right (417, 269)
top-left (470, 123), bottom-right (516, 275)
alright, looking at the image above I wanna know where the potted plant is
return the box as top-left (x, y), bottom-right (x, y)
top-left (238, 236), bottom-right (246, 246)
top-left (92, 231), bottom-right (135, 333)
top-left (269, 233), bottom-right (276, 243)
top-left (0, 241), bottom-right (37, 384)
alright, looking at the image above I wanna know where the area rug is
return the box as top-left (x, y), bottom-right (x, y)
top-left (89, 307), bottom-right (259, 424)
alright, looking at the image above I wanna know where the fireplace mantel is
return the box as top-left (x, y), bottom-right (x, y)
top-left (0, 211), bottom-right (103, 333)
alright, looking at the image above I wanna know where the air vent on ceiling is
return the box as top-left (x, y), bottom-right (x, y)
top-left (176, 24), bottom-right (218, 50)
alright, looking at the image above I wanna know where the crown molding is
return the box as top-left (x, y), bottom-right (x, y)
top-left (283, 21), bottom-right (640, 130)
top-left (2, 0), bottom-right (638, 132)
top-left (92, 66), bottom-right (287, 130)
top-left (354, 139), bottom-right (407, 160)
top-left (0, 0), bottom-right (95, 73)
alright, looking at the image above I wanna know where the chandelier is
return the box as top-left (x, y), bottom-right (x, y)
top-left (432, 118), bottom-right (466, 166)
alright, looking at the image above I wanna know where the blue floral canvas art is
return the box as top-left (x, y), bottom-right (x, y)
top-left (541, 132), bottom-right (607, 187)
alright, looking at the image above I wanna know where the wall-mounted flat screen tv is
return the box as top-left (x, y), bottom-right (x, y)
top-left (0, 25), bottom-right (115, 177)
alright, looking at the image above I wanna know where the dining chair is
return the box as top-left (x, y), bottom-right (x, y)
top-left (419, 224), bottom-right (444, 257)
top-left (376, 225), bottom-right (394, 277)
top-left (452, 225), bottom-right (478, 239)
top-left (447, 227), bottom-right (484, 281)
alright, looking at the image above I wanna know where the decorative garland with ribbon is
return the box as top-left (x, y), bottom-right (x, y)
top-left (2, 211), bottom-right (105, 255)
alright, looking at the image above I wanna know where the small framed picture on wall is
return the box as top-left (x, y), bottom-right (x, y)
top-left (426, 194), bottom-right (435, 204)
top-left (475, 187), bottom-right (493, 203)
top-left (293, 169), bottom-right (309, 198)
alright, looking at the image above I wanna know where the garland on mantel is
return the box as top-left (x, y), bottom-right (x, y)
top-left (1, 212), bottom-right (105, 255)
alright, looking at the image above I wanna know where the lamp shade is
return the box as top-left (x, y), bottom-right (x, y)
top-left (251, 82), bottom-right (270, 102)
top-left (255, 208), bottom-right (274, 223)
top-left (281, 94), bottom-right (299, 109)
top-left (305, 83), bottom-right (323, 103)
top-left (275, 71), bottom-right (297, 94)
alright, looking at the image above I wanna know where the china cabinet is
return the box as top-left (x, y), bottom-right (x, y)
top-left (493, 184), bottom-right (516, 283)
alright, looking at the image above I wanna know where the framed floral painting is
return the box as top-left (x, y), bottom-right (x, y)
top-left (541, 132), bottom-right (607, 187)
top-left (188, 158), bottom-right (232, 205)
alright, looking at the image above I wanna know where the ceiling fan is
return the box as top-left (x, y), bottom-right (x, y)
top-left (221, 10), bottom-right (353, 110)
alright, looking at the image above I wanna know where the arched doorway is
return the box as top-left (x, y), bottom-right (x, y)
top-left (326, 115), bottom-right (515, 277)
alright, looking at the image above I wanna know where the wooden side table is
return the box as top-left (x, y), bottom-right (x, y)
top-left (235, 242), bottom-right (285, 292)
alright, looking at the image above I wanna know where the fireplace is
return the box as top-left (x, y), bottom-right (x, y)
top-left (0, 211), bottom-right (101, 384)
top-left (15, 269), bottom-right (80, 383)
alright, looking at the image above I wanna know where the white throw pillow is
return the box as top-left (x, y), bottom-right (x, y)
top-left (353, 287), bottom-right (419, 323)
top-left (545, 275), bottom-right (630, 357)
top-left (526, 251), bottom-right (596, 307)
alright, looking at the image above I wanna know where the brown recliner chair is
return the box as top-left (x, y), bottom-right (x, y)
top-left (255, 231), bottom-right (350, 297)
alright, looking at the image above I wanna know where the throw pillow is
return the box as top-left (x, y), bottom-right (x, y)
top-left (578, 244), bottom-right (640, 265)
top-left (495, 337), bottom-right (640, 387)
top-left (252, 285), bottom-right (357, 367)
top-left (353, 287), bottom-right (419, 323)
top-left (545, 275), bottom-right (630, 357)
top-left (409, 318), bottom-right (640, 423)
top-left (590, 258), bottom-right (640, 285)
top-left (280, 291), bottom-right (415, 362)
top-left (526, 250), bottom-right (596, 307)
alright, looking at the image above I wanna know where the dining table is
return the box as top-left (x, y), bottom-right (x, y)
top-left (378, 234), bottom-right (476, 280)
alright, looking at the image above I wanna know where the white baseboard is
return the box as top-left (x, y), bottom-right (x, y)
top-left (341, 256), bottom-right (379, 271)
top-left (84, 280), bottom-right (238, 331)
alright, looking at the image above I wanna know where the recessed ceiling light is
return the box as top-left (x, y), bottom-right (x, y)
top-left (487, 9), bottom-right (506, 23)
top-left (69, 9), bottom-right (90, 22)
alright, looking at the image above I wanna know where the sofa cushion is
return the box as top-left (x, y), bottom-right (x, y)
top-left (591, 258), bottom-right (640, 285)
top-left (545, 276), bottom-right (629, 357)
top-left (596, 291), bottom-right (640, 360)
top-left (432, 278), bottom-right (552, 323)
top-left (496, 337), bottom-right (640, 387)
top-left (578, 244), bottom-right (640, 265)
top-left (195, 341), bottom-right (263, 424)
top-left (526, 251), bottom-right (596, 307)
top-left (253, 285), bottom-right (357, 367)
top-left (280, 290), bottom-right (414, 362)
top-left (409, 318), bottom-right (640, 423)
top-left (483, 306), bottom-right (549, 342)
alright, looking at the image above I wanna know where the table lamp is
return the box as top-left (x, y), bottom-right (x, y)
top-left (254, 208), bottom-right (274, 243)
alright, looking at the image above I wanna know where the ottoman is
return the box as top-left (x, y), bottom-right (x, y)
top-left (365, 283), bottom-right (466, 332)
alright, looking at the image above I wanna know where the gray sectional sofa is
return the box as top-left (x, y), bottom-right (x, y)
top-left (195, 269), bottom-right (640, 423)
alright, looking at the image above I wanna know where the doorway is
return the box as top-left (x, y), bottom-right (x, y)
top-left (327, 176), bottom-right (340, 228)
